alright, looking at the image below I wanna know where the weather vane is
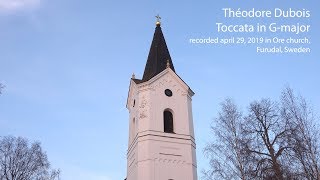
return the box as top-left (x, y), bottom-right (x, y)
top-left (155, 14), bottom-right (161, 25)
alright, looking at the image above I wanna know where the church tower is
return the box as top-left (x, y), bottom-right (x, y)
top-left (126, 17), bottom-right (197, 180)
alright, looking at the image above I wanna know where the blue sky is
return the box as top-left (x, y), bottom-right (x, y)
top-left (0, 0), bottom-right (319, 179)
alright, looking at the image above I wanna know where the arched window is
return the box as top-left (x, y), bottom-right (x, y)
top-left (164, 110), bottom-right (174, 133)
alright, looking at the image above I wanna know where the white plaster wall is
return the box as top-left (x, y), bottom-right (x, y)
top-left (127, 82), bottom-right (139, 180)
top-left (126, 69), bottom-right (197, 180)
top-left (134, 133), bottom-right (197, 180)
top-left (128, 83), bottom-right (138, 145)
top-left (149, 71), bottom-right (193, 136)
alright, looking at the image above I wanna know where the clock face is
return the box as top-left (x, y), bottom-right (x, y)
top-left (165, 89), bottom-right (173, 97)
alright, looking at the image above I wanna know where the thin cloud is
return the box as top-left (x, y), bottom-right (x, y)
top-left (0, 0), bottom-right (40, 12)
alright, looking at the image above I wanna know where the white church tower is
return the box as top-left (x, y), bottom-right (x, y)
top-left (125, 17), bottom-right (197, 180)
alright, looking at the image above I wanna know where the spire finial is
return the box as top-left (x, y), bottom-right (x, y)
top-left (166, 59), bottom-right (170, 68)
top-left (155, 14), bottom-right (161, 26)
top-left (132, 73), bottom-right (135, 79)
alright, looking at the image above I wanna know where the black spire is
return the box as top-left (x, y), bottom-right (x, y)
top-left (141, 21), bottom-right (175, 82)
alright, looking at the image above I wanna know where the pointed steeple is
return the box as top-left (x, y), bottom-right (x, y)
top-left (142, 17), bottom-right (175, 82)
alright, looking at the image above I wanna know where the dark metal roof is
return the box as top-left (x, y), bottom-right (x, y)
top-left (141, 23), bottom-right (175, 82)
top-left (132, 78), bottom-right (143, 84)
top-left (129, 22), bottom-right (194, 96)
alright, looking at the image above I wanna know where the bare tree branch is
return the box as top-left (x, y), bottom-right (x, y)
top-left (0, 136), bottom-right (60, 180)
top-left (204, 88), bottom-right (320, 180)
top-left (203, 99), bottom-right (249, 180)
top-left (0, 83), bottom-right (4, 95)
